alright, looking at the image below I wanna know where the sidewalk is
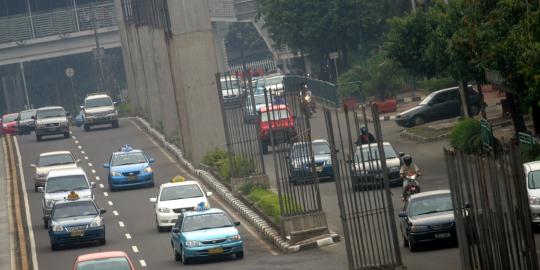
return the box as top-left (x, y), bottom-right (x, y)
top-left (0, 138), bottom-right (12, 270)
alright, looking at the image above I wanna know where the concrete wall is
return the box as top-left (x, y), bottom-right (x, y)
top-left (114, 0), bottom-right (225, 164)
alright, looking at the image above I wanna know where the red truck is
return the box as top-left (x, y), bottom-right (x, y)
top-left (257, 104), bottom-right (297, 154)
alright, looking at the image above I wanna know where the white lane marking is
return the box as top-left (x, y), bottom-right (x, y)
top-left (99, 184), bottom-right (105, 189)
top-left (91, 169), bottom-right (96, 174)
top-left (139, 260), bottom-right (146, 267)
top-left (77, 145), bottom-right (82, 149)
top-left (125, 233), bottom-right (132, 239)
top-left (96, 176), bottom-right (100, 181)
top-left (88, 162), bottom-right (93, 167)
top-left (113, 210), bottom-right (119, 216)
top-left (108, 201), bottom-right (113, 206)
top-left (13, 137), bottom-right (39, 270)
top-left (74, 140), bottom-right (79, 144)
top-left (72, 136), bottom-right (76, 139)
top-left (103, 192), bottom-right (109, 197)
top-left (84, 156), bottom-right (88, 160)
top-left (69, 131), bottom-right (73, 134)
top-left (118, 221), bottom-right (125, 227)
top-left (81, 150), bottom-right (85, 154)
top-left (131, 120), bottom-right (279, 256)
top-left (132, 245), bottom-right (139, 253)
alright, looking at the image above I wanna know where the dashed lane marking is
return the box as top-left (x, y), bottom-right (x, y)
top-left (74, 140), bottom-right (79, 144)
top-left (125, 233), bottom-right (132, 239)
top-left (118, 221), bottom-right (125, 227)
top-left (91, 169), bottom-right (96, 174)
top-left (72, 136), bottom-right (76, 139)
top-left (132, 246), bottom-right (139, 253)
top-left (108, 201), bottom-right (113, 206)
top-left (84, 156), bottom-right (88, 160)
top-left (88, 162), bottom-right (93, 167)
top-left (99, 184), bottom-right (105, 189)
top-left (81, 150), bottom-right (85, 154)
top-left (77, 145), bottom-right (82, 149)
top-left (103, 192), bottom-right (109, 197)
top-left (113, 210), bottom-right (119, 216)
top-left (139, 260), bottom-right (146, 267)
top-left (95, 176), bottom-right (100, 181)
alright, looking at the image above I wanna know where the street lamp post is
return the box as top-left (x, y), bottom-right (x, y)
top-left (91, 2), bottom-right (105, 92)
top-left (65, 67), bottom-right (77, 113)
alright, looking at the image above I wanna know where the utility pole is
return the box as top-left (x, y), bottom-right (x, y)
top-left (91, 2), bottom-right (105, 92)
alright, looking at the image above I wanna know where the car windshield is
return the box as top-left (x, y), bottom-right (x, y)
top-left (356, 145), bottom-right (398, 161)
top-left (36, 108), bottom-right (65, 119)
top-left (418, 92), bottom-right (436, 106)
top-left (291, 142), bottom-right (330, 158)
top-left (76, 257), bottom-right (131, 270)
top-left (86, 97), bottom-right (113, 108)
top-left (46, 175), bottom-right (88, 193)
top-left (528, 170), bottom-right (540, 189)
top-left (182, 213), bottom-right (233, 232)
top-left (160, 184), bottom-right (204, 201)
top-left (19, 110), bottom-right (35, 120)
top-left (408, 194), bottom-right (454, 216)
top-left (246, 95), bottom-right (266, 107)
top-left (260, 109), bottom-right (290, 122)
top-left (38, 154), bottom-right (75, 167)
top-left (221, 79), bottom-right (239, 90)
top-left (265, 77), bottom-right (283, 85)
top-left (52, 201), bottom-right (97, 219)
top-left (111, 152), bottom-right (146, 166)
top-left (2, 114), bottom-right (18, 122)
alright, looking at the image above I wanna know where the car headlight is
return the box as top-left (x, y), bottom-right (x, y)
top-left (90, 217), bottom-right (103, 227)
top-left (60, 121), bottom-right (68, 127)
top-left (530, 196), bottom-right (540, 205)
top-left (185, 240), bottom-right (201, 247)
top-left (228, 234), bottom-right (241, 241)
top-left (51, 224), bottom-right (64, 232)
top-left (144, 167), bottom-right (153, 173)
top-left (35, 173), bottom-right (47, 178)
top-left (410, 225), bottom-right (429, 232)
top-left (324, 159), bottom-right (332, 166)
top-left (111, 171), bottom-right (122, 177)
top-left (389, 166), bottom-right (400, 172)
top-left (36, 123), bottom-right (45, 129)
top-left (158, 207), bottom-right (171, 214)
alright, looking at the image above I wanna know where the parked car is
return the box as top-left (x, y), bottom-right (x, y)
top-left (73, 251), bottom-right (135, 270)
top-left (243, 95), bottom-right (269, 124)
top-left (220, 77), bottom-right (243, 102)
top-left (525, 161), bottom-right (540, 224)
top-left (288, 140), bottom-right (334, 184)
top-left (395, 86), bottom-right (481, 127)
top-left (30, 151), bottom-right (81, 192)
top-left (399, 190), bottom-right (456, 252)
top-left (1, 113), bottom-right (19, 136)
top-left (257, 104), bottom-right (297, 154)
top-left (349, 142), bottom-right (402, 190)
top-left (34, 106), bottom-right (70, 141)
top-left (81, 92), bottom-right (118, 131)
top-left (17, 109), bottom-right (36, 135)
top-left (372, 99), bottom-right (397, 113)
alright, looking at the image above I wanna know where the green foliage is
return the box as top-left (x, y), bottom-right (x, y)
top-left (117, 102), bottom-right (132, 117)
top-left (247, 187), bottom-right (282, 223)
top-left (449, 118), bottom-right (482, 154)
top-left (225, 22), bottom-right (266, 60)
top-left (521, 144), bottom-right (540, 163)
top-left (202, 149), bottom-right (256, 182)
top-left (202, 149), bottom-right (228, 168)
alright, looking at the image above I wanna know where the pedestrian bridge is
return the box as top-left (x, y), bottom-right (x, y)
top-left (0, 0), bottom-right (256, 66)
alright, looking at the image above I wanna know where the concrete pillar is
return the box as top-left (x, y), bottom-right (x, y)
top-left (211, 22), bottom-right (229, 73)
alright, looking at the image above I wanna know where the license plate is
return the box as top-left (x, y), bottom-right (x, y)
top-left (316, 166), bottom-right (323, 173)
top-left (208, 248), bottom-right (224, 255)
top-left (128, 175), bottom-right (137, 180)
top-left (70, 229), bottom-right (85, 237)
top-left (435, 233), bottom-right (451, 239)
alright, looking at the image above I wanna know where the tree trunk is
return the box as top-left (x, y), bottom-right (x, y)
top-left (532, 102), bottom-right (540, 135)
top-left (458, 80), bottom-right (470, 118)
top-left (506, 92), bottom-right (528, 139)
top-left (477, 83), bottom-right (486, 119)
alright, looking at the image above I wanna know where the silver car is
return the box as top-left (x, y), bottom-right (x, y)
top-left (350, 142), bottom-right (402, 189)
top-left (34, 106), bottom-right (70, 141)
top-left (30, 151), bottom-right (81, 192)
top-left (81, 93), bottom-right (119, 131)
top-left (525, 161), bottom-right (540, 223)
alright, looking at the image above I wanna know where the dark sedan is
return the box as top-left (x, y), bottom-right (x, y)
top-left (399, 189), bottom-right (456, 251)
top-left (18, 109), bottom-right (36, 135)
top-left (288, 140), bottom-right (334, 184)
top-left (395, 86), bottom-right (481, 127)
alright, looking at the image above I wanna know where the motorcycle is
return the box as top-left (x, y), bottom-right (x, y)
top-left (402, 172), bottom-right (421, 201)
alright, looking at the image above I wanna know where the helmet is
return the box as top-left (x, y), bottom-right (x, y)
top-left (360, 127), bottom-right (368, 135)
top-left (403, 155), bottom-right (412, 166)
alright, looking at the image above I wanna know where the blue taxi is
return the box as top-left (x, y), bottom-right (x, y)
top-left (104, 145), bottom-right (155, 191)
top-left (48, 192), bottom-right (106, 250)
top-left (170, 204), bottom-right (244, 264)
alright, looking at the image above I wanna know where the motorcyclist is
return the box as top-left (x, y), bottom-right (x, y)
top-left (355, 127), bottom-right (376, 145)
top-left (300, 83), bottom-right (315, 116)
top-left (400, 155), bottom-right (421, 199)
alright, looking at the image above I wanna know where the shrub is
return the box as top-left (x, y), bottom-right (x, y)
top-left (449, 118), bottom-right (482, 154)
top-left (117, 102), bottom-right (133, 117)
top-left (202, 149), bottom-right (228, 168)
top-left (417, 76), bottom-right (456, 93)
top-left (248, 187), bottom-right (282, 223)
top-left (521, 144), bottom-right (540, 162)
top-left (232, 156), bottom-right (256, 178)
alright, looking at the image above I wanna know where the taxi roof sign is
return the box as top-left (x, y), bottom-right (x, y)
top-left (171, 175), bottom-right (185, 183)
top-left (195, 202), bottom-right (209, 211)
top-left (66, 191), bottom-right (80, 200)
top-left (120, 144), bottom-right (133, 152)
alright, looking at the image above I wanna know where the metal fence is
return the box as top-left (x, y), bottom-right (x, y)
top-left (445, 144), bottom-right (539, 270)
top-left (0, 0), bottom-right (116, 44)
top-left (322, 97), bottom-right (404, 269)
top-left (227, 58), bottom-right (277, 75)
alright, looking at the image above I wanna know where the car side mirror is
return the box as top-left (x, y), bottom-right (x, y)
top-left (80, 106), bottom-right (84, 109)
top-left (37, 187), bottom-right (44, 193)
top-left (398, 152), bottom-right (405, 158)
top-left (66, 112), bottom-right (71, 117)
top-left (113, 101), bottom-right (118, 106)
top-left (30, 164), bottom-right (36, 168)
top-left (100, 209), bottom-right (107, 215)
top-left (31, 116), bottom-right (36, 120)
top-left (172, 228), bottom-right (180, 234)
top-left (90, 182), bottom-right (96, 189)
top-left (75, 159), bottom-right (81, 165)
top-left (206, 192), bottom-right (213, 197)
top-left (234, 221), bottom-right (241, 227)
top-left (103, 163), bottom-right (110, 168)
top-left (150, 198), bottom-right (157, 203)
top-left (398, 212), bottom-right (407, 218)
top-left (148, 158), bottom-right (155, 164)
top-left (335, 149), bottom-right (340, 153)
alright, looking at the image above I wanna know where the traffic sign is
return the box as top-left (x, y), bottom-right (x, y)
top-left (65, 67), bottom-right (75, 78)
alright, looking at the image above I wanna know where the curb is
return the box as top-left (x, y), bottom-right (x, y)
top-left (130, 117), bottom-right (294, 253)
top-left (289, 233), bottom-right (341, 252)
top-left (400, 128), bottom-right (450, 142)
top-left (362, 114), bottom-right (397, 123)
top-left (396, 96), bottom-right (422, 104)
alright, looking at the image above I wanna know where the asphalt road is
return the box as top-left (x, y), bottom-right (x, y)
top-left (17, 119), bottom-right (346, 270)
top-left (262, 111), bottom-right (462, 270)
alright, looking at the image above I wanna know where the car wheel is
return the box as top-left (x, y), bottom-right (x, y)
top-left (34, 186), bottom-right (38, 192)
top-left (112, 120), bottom-right (119, 128)
top-left (470, 105), bottom-right (479, 116)
top-left (36, 135), bottom-right (42, 142)
top-left (403, 236), bottom-right (409, 247)
top-left (412, 115), bottom-right (425, 126)
top-left (235, 251), bottom-right (244, 260)
top-left (174, 246), bottom-right (181, 261)
top-left (50, 242), bottom-right (59, 251)
top-left (109, 181), bottom-right (117, 192)
top-left (409, 240), bottom-right (418, 252)
top-left (261, 141), bottom-right (269, 154)
top-left (63, 132), bottom-right (70, 138)
top-left (148, 182), bottom-right (155, 188)
top-left (84, 124), bottom-right (90, 131)
top-left (181, 249), bottom-right (191, 265)
top-left (99, 238), bottom-right (106, 245)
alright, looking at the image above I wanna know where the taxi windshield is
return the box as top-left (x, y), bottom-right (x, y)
top-left (86, 97), bottom-right (113, 108)
top-left (36, 108), bottom-right (65, 119)
top-left (111, 152), bottom-right (146, 166)
top-left (38, 154), bottom-right (74, 167)
top-left (19, 110), bottom-right (35, 120)
top-left (76, 257), bottom-right (131, 270)
top-left (260, 109), bottom-right (290, 122)
top-left (182, 213), bottom-right (233, 232)
top-left (408, 194), bottom-right (453, 216)
top-left (46, 175), bottom-right (88, 193)
top-left (356, 145), bottom-right (398, 161)
top-left (160, 184), bottom-right (203, 201)
top-left (52, 201), bottom-right (97, 219)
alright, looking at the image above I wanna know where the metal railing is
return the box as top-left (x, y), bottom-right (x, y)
top-left (0, 0), bottom-right (116, 44)
top-left (228, 58), bottom-right (277, 74)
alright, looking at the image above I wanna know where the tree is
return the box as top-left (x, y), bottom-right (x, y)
top-left (225, 23), bottom-right (266, 72)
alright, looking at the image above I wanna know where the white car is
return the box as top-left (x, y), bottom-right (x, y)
top-left (150, 181), bottom-right (212, 232)
top-left (30, 151), bottom-right (81, 192)
top-left (525, 161), bottom-right (540, 223)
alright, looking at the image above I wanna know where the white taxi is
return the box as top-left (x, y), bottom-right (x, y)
top-left (150, 177), bottom-right (212, 232)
